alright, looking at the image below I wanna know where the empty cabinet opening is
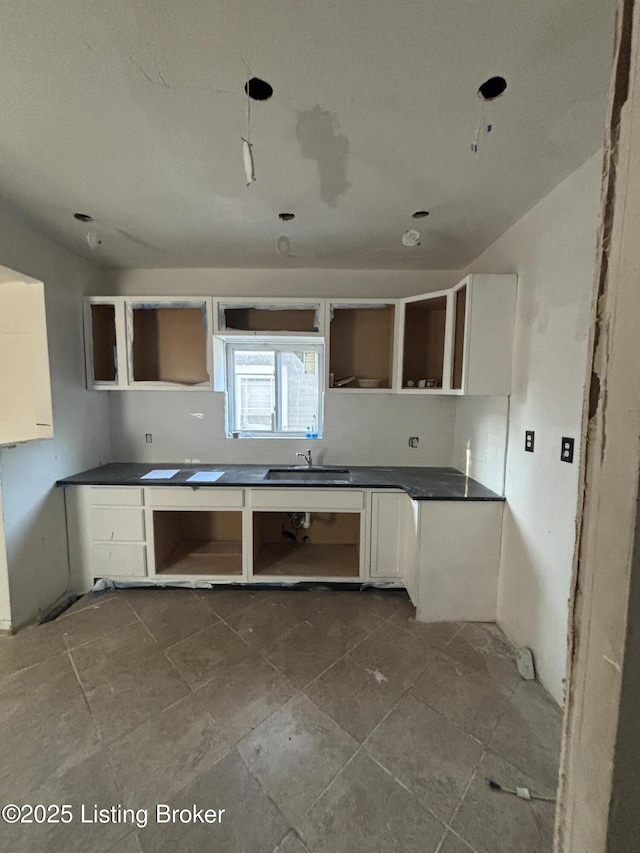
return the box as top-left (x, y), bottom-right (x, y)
top-left (252, 512), bottom-right (360, 577)
top-left (91, 304), bottom-right (117, 382)
top-left (223, 307), bottom-right (318, 333)
top-left (153, 510), bottom-right (242, 575)
top-left (402, 296), bottom-right (447, 388)
top-left (330, 306), bottom-right (395, 388)
top-left (451, 286), bottom-right (467, 390)
top-left (132, 306), bottom-right (209, 384)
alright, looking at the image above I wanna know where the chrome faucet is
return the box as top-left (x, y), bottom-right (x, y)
top-left (296, 448), bottom-right (313, 468)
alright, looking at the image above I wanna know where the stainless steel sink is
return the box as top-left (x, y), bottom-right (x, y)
top-left (265, 467), bottom-right (352, 482)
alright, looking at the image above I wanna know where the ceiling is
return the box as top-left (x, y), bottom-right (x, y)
top-left (0, 0), bottom-right (614, 269)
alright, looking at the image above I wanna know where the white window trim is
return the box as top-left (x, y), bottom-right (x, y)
top-left (225, 338), bottom-right (324, 439)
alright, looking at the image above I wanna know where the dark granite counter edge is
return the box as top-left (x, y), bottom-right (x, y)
top-left (57, 464), bottom-right (505, 502)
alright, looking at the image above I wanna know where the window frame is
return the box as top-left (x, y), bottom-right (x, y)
top-left (225, 337), bottom-right (324, 439)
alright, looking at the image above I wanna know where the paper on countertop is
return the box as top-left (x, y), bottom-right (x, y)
top-left (141, 469), bottom-right (180, 480)
top-left (186, 471), bottom-right (224, 483)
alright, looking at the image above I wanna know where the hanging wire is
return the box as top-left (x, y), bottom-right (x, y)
top-left (242, 59), bottom-right (256, 185)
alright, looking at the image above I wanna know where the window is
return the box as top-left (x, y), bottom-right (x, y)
top-left (225, 339), bottom-right (323, 438)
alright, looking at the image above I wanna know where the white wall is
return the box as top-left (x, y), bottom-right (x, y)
top-left (0, 202), bottom-right (111, 630)
top-left (105, 268), bottom-right (460, 299)
top-left (453, 397), bottom-right (509, 495)
top-left (461, 152), bottom-right (603, 703)
top-left (109, 390), bottom-right (456, 467)
top-left (106, 267), bottom-right (460, 467)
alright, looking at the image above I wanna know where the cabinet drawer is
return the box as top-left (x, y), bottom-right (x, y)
top-left (91, 507), bottom-right (146, 542)
top-left (250, 489), bottom-right (364, 510)
top-left (146, 488), bottom-right (244, 508)
top-left (91, 543), bottom-right (147, 577)
top-left (89, 487), bottom-right (143, 506)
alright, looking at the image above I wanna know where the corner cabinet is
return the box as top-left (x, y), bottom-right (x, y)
top-left (396, 274), bottom-right (517, 396)
top-left (84, 297), bottom-right (214, 390)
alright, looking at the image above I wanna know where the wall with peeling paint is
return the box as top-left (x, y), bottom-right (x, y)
top-left (0, 201), bottom-right (111, 630)
top-left (461, 151), bottom-right (603, 703)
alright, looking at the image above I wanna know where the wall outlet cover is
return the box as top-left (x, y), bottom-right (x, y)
top-left (561, 436), bottom-right (575, 463)
top-left (525, 430), bottom-right (535, 452)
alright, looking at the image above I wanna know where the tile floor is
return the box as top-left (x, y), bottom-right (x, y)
top-left (0, 587), bottom-right (562, 852)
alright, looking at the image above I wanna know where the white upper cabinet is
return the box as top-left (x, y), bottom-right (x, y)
top-left (449, 274), bottom-right (517, 396)
top-left (84, 277), bottom-right (516, 396)
top-left (395, 275), bottom-right (517, 396)
top-left (396, 288), bottom-right (453, 393)
top-left (214, 298), bottom-right (324, 337)
top-left (84, 297), bottom-right (213, 391)
top-left (327, 299), bottom-right (398, 392)
top-left (0, 273), bottom-right (53, 445)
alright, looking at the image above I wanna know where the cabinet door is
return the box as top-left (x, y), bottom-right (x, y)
top-left (0, 277), bottom-right (53, 444)
top-left (464, 275), bottom-right (517, 396)
top-left (396, 289), bottom-right (453, 393)
top-left (369, 492), bottom-right (404, 578)
top-left (369, 491), bottom-right (418, 596)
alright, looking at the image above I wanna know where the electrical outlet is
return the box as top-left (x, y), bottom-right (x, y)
top-left (145, 433), bottom-right (153, 444)
top-left (561, 437), bottom-right (575, 463)
top-left (408, 436), bottom-right (419, 448)
top-left (525, 431), bottom-right (535, 452)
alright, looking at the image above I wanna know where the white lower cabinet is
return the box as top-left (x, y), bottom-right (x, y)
top-left (65, 485), bottom-right (503, 622)
top-left (91, 543), bottom-right (147, 578)
top-left (413, 501), bottom-right (503, 622)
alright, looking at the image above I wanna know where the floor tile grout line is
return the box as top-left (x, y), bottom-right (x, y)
top-left (55, 588), bottom-right (121, 621)
top-left (288, 747), bottom-right (364, 837)
top-left (61, 616), bottom-right (140, 654)
top-left (406, 683), bottom-right (496, 751)
top-left (65, 645), bottom-right (102, 738)
top-left (291, 618), bottom-right (395, 694)
top-left (448, 750), bottom-right (484, 828)
top-left (234, 746), bottom-right (300, 838)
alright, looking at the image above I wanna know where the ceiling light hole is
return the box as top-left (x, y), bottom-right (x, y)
top-left (244, 78), bottom-right (273, 101)
top-left (412, 210), bottom-right (430, 219)
top-left (279, 212), bottom-right (295, 221)
top-left (478, 76), bottom-right (507, 101)
top-left (73, 212), bottom-right (93, 222)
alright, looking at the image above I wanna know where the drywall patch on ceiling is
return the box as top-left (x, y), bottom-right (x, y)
top-left (296, 106), bottom-right (351, 207)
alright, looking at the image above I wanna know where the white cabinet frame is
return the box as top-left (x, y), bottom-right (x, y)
top-left (326, 298), bottom-right (399, 393)
top-left (214, 297), bottom-right (326, 337)
top-left (395, 288), bottom-right (455, 395)
top-left (84, 296), bottom-right (214, 391)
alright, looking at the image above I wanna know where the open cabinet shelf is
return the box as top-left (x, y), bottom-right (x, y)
top-left (329, 304), bottom-right (395, 390)
top-left (401, 294), bottom-right (448, 389)
top-left (90, 304), bottom-right (117, 383)
top-left (252, 511), bottom-right (360, 577)
top-left (131, 305), bottom-right (210, 385)
top-left (153, 510), bottom-right (243, 576)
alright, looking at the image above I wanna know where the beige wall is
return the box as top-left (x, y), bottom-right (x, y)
top-left (461, 152), bottom-right (603, 703)
top-left (0, 201), bottom-right (111, 630)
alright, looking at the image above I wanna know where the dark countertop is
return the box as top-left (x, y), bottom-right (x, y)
top-left (57, 463), bottom-right (504, 501)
